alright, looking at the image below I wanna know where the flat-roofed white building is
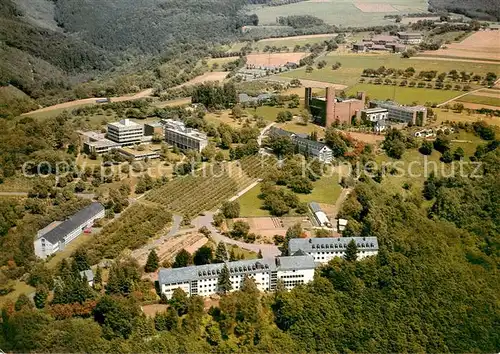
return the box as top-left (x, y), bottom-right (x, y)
top-left (310, 202), bottom-right (332, 227)
top-left (162, 119), bottom-right (208, 152)
top-left (371, 101), bottom-right (427, 126)
top-left (83, 139), bottom-right (121, 155)
top-left (107, 119), bottom-right (144, 146)
top-left (34, 203), bottom-right (105, 259)
top-left (288, 237), bottom-right (379, 263)
top-left (397, 32), bottom-right (423, 44)
top-left (361, 107), bottom-right (389, 122)
top-left (158, 255), bottom-right (316, 299)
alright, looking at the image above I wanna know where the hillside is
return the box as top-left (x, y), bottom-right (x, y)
top-left (429, 0), bottom-right (500, 21)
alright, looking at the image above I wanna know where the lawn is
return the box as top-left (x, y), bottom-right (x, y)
top-left (457, 95), bottom-right (500, 107)
top-left (373, 131), bottom-right (486, 192)
top-left (238, 184), bottom-right (270, 217)
top-left (297, 172), bottom-right (342, 205)
top-left (250, 0), bottom-right (427, 27)
top-left (275, 121), bottom-right (325, 138)
top-left (238, 172), bottom-right (342, 217)
top-left (245, 105), bottom-right (302, 121)
top-left (0, 281), bottom-right (35, 307)
top-left (280, 54), bottom-right (500, 87)
top-left (347, 83), bottom-right (461, 105)
top-left (205, 240), bottom-right (258, 259)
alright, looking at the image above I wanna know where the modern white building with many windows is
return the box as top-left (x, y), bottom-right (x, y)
top-left (107, 119), bottom-right (144, 146)
top-left (288, 237), bottom-right (379, 263)
top-left (162, 119), bottom-right (208, 152)
top-left (34, 203), bottom-right (105, 259)
top-left (158, 255), bottom-right (316, 299)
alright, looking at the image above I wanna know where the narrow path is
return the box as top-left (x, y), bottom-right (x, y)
top-left (332, 188), bottom-right (352, 220)
top-left (228, 179), bottom-right (261, 202)
top-left (192, 212), bottom-right (281, 259)
top-left (436, 88), bottom-right (483, 107)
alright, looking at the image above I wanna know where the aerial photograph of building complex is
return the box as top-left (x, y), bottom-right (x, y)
top-left (0, 0), bottom-right (498, 352)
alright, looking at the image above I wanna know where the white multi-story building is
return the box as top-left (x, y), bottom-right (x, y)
top-left (158, 255), bottom-right (316, 299)
top-left (107, 119), bottom-right (144, 146)
top-left (162, 119), bottom-right (208, 153)
top-left (361, 108), bottom-right (389, 122)
top-left (34, 203), bottom-right (105, 259)
top-left (372, 101), bottom-right (427, 126)
top-left (288, 237), bottom-right (379, 263)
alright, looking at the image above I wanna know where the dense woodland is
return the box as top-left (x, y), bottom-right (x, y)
top-left (429, 0), bottom-right (500, 21)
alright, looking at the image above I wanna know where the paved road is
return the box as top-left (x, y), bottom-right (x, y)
top-left (192, 212), bottom-right (281, 258)
top-left (257, 122), bottom-right (276, 146)
top-left (167, 215), bottom-right (183, 237)
top-left (228, 180), bottom-right (261, 202)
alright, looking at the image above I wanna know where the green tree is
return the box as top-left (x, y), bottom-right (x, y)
top-left (221, 200), bottom-right (240, 218)
top-left (257, 249), bottom-right (263, 259)
top-left (344, 239), bottom-right (358, 262)
top-left (93, 295), bottom-right (140, 339)
top-left (283, 223), bottom-right (303, 255)
top-left (15, 294), bottom-right (33, 311)
top-left (453, 147), bottom-right (465, 160)
top-left (170, 288), bottom-right (188, 315)
top-left (193, 245), bottom-right (213, 265)
top-left (94, 266), bottom-right (103, 290)
top-left (214, 242), bottom-right (229, 263)
top-left (144, 249), bottom-right (160, 273)
top-left (213, 212), bottom-right (225, 227)
top-left (173, 249), bottom-right (192, 268)
top-left (419, 140), bottom-right (433, 155)
top-left (231, 221), bottom-right (250, 239)
top-left (218, 264), bottom-right (232, 294)
top-left (34, 285), bottom-right (48, 309)
top-left (325, 127), bottom-right (348, 157)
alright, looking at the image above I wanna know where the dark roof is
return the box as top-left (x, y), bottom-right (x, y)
top-left (269, 126), bottom-right (294, 137)
top-left (270, 127), bottom-right (330, 151)
top-left (40, 203), bottom-right (104, 244)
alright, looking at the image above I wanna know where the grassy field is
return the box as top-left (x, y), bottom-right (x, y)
top-left (457, 94), bottom-right (500, 107)
top-left (347, 83), bottom-right (461, 105)
top-left (253, 35), bottom-right (336, 52)
top-left (245, 105), bottom-right (302, 121)
top-left (276, 121), bottom-right (326, 138)
top-left (238, 172), bottom-right (341, 217)
top-left (0, 281), bottom-right (35, 307)
top-left (238, 184), bottom-right (270, 217)
top-left (297, 172), bottom-right (342, 205)
top-left (434, 108), bottom-right (500, 127)
top-left (374, 131), bottom-right (486, 193)
top-left (280, 54), bottom-right (500, 87)
top-left (249, 0), bottom-right (428, 27)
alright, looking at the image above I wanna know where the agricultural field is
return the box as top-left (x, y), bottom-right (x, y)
top-left (433, 108), bottom-right (500, 127)
top-left (457, 94), bottom-right (500, 108)
top-left (421, 31), bottom-right (500, 62)
top-left (346, 83), bottom-right (461, 105)
top-left (280, 53), bottom-right (500, 87)
top-left (249, 0), bottom-right (428, 27)
top-left (171, 72), bottom-right (229, 89)
top-left (144, 156), bottom-right (268, 217)
top-left (246, 52), bottom-right (308, 67)
top-left (253, 34), bottom-right (336, 52)
top-left (84, 203), bottom-right (173, 262)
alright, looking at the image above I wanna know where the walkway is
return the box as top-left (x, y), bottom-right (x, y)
top-left (192, 212), bottom-right (281, 259)
top-left (437, 88), bottom-right (483, 107)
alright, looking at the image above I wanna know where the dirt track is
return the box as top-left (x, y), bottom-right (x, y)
top-left (258, 34), bottom-right (335, 42)
top-left (413, 56), bottom-right (500, 65)
top-left (23, 88), bottom-right (153, 116)
top-left (172, 72), bottom-right (229, 89)
top-left (247, 53), bottom-right (308, 67)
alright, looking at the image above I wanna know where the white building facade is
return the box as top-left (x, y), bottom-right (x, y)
top-left (34, 203), bottom-right (105, 259)
top-left (361, 108), bottom-right (389, 122)
top-left (107, 119), bottom-right (144, 146)
top-left (158, 255), bottom-right (316, 299)
top-left (162, 119), bottom-right (208, 152)
top-left (288, 237), bottom-right (379, 263)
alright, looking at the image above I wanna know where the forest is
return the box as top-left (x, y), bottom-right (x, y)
top-left (429, 0), bottom-right (500, 21)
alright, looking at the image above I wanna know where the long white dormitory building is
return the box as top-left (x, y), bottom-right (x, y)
top-left (158, 236), bottom-right (378, 299)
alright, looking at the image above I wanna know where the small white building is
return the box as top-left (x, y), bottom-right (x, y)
top-left (361, 107), bottom-right (389, 122)
top-left (107, 119), bottom-right (144, 146)
top-left (374, 120), bottom-right (389, 133)
top-left (396, 32), bottom-right (423, 44)
top-left (158, 255), bottom-right (316, 299)
top-left (34, 203), bottom-right (105, 259)
top-left (309, 202), bottom-right (332, 228)
top-left (288, 236), bottom-right (379, 263)
top-left (80, 269), bottom-right (95, 287)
